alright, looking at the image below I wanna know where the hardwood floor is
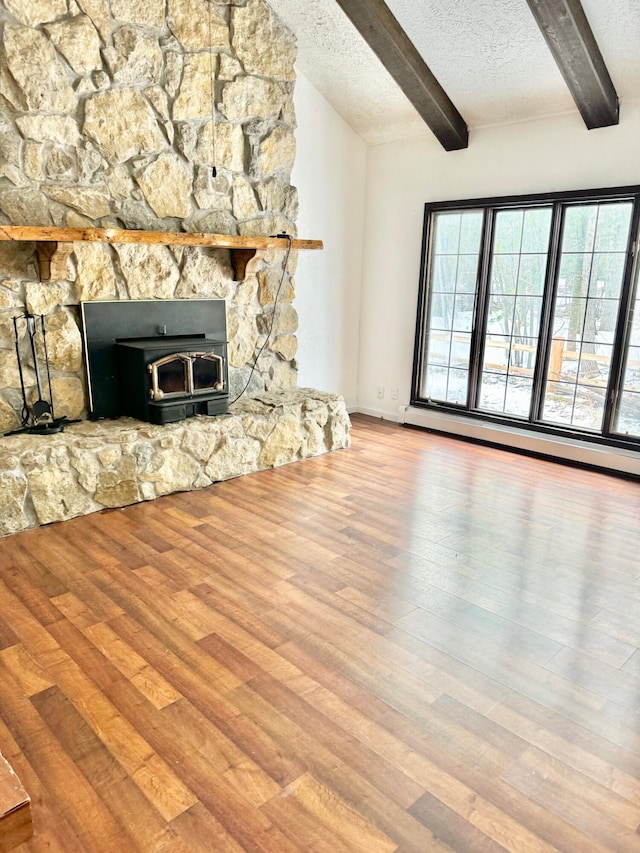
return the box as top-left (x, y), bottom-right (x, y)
top-left (1, 414), bottom-right (640, 851)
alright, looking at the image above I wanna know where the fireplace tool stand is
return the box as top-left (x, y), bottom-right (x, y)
top-left (4, 313), bottom-right (79, 437)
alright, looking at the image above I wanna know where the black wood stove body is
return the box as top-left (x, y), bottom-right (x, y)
top-left (81, 299), bottom-right (228, 424)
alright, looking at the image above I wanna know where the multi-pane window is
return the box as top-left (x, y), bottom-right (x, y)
top-left (618, 284), bottom-right (640, 437)
top-left (480, 207), bottom-right (552, 418)
top-left (413, 188), bottom-right (640, 444)
top-left (421, 211), bottom-right (483, 404)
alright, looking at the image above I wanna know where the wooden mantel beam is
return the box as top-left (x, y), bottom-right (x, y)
top-left (333, 0), bottom-right (468, 151)
top-left (525, 0), bottom-right (619, 129)
top-left (0, 225), bottom-right (323, 282)
top-left (0, 225), bottom-right (322, 252)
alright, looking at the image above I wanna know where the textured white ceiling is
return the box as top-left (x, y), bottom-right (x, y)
top-left (267, 0), bottom-right (640, 146)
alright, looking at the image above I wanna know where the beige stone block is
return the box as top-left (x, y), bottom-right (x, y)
top-left (164, 51), bottom-right (184, 99)
top-left (35, 311), bottom-right (83, 372)
top-left (181, 421), bottom-right (221, 462)
top-left (94, 471), bottom-right (142, 507)
top-left (111, 0), bottom-right (165, 29)
top-left (97, 448), bottom-right (121, 467)
top-left (232, 175), bottom-right (259, 220)
top-left (0, 349), bottom-right (35, 389)
top-left (0, 53), bottom-right (26, 111)
top-left (0, 288), bottom-right (24, 314)
top-left (196, 121), bottom-right (245, 173)
top-left (167, 0), bottom-right (228, 50)
top-left (104, 26), bottom-right (163, 85)
top-left (280, 92), bottom-right (297, 129)
top-left (4, 25), bottom-right (76, 113)
top-left (193, 166), bottom-right (232, 210)
top-left (232, 277), bottom-right (258, 306)
top-left (183, 209), bottom-right (238, 237)
top-left (257, 302), bottom-right (298, 336)
top-left (95, 455), bottom-right (141, 508)
top-left (44, 146), bottom-right (78, 181)
top-left (301, 419), bottom-right (327, 458)
top-left (74, 242), bottom-right (117, 301)
top-left (75, 0), bottom-right (110, 41)
top-left (43, 186), bottom-right (111, 220)
top-left (258, 268), bottom-right (294, 305)
top-left (173, 53), bottom-right (215, 122)
top-left (83, 89), bottom-right (165, 166)
top-left (24, 283), bottom-right (70, 316)
top-left (232, 0), bottom-right (296, 82)
top-left (204, 435), bottom-right (260, 482)
top-left (4, 0), bottom-right (66, 27)
top-left (0, 129), bottom-right (21, 170)
top-left (0, 471), bottom-right (30, 536)
top-left (237, 414), bottom-right (270, 442)
top-left (227, 312), bottom-right (258, 367)
top-left (0, 399), bottom-right (20, 433)
top-left (69, 446), bottom-right (103, 491)
top-left (258, 415), bottom-right (302, 468)
top-left (45, 15), bottom-right (102, 74)
top-left (220, 76), bottom-right (285, 122)
top-left (256, 177), bottom-right (297, 216)
top-left (238, 214), bottom-right (293, 239)
top-left (29, 465), bottom-right (94, 525)
top-left (329, 409), bottom-right (352, 450)
top-left (106, 165), bottom-right (135, 202)
top-left (140, 449), bottom-right (200, 497)
top-left (267, 359), bottom-right (297, 390)
top-left (270, 333), bottom-right (297, 361)
top-left (49, 376), bottom-right (85, 420)
top-left (137, 153), bottom-right (193, 219)
top-left (175, 248), bottom-right (233, 300)
top-left (0, 244), bottom-right (37, 279)
top-left (144, 85), bottom-right (170, 121)
top-left (0, 187), bottom-right (53, 227)
top-left (114, 244), bottom-right (180, 300)
top-left (302, 398), bottom-right (330, 428)
top-left (257, 125), bottom-right (296, 177)
top-left (219, 54), bottom-right (243, 81)
top-left (0, 162), bottom-right (28, 187)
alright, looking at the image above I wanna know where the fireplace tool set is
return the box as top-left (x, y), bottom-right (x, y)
top-left (4, 312), bottom-right (77, 436)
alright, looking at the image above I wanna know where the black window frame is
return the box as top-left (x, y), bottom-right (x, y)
top-left (411, 185), bottom-right (640, 451)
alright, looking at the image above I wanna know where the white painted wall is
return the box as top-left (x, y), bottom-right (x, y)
top-left (358, 103), bottom-right (640, 418)
top-left (291, 70), bottom-right (366, 411)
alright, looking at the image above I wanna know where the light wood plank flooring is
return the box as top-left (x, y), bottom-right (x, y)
top-left (1, 414), bottom-right (640, 852)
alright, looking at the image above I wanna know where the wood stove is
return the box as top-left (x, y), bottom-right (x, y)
top-left (81, 299), bottom-right (228, 424)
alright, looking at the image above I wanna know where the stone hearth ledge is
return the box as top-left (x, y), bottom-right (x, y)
top-left (0, 388), bottom-right (351, 538)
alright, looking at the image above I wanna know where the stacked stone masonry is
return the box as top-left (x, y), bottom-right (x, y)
top-left (0, 388), bottom-right (351, 537)
top-left (0, 0), bottom-right (303, 432)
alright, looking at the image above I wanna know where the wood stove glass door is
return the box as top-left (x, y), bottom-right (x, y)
top-left (192, 353), bottom-right (224, 393)
top-left (150, 353), bottom-right (190, 400)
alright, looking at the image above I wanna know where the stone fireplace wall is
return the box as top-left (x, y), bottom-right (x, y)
top-left (0, 0), bottom-right (301, 431)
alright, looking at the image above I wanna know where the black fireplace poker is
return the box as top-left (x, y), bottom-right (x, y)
top-left (4, 312), bottom-right (78, 437)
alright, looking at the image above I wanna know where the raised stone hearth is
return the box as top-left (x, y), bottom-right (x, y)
top-left (0, 388), bottom-right (350, 538)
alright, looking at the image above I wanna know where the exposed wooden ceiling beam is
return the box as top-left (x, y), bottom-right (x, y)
top-left (334, 0), bottom-right (468, 151)
top-left (525, 0), bottom-right (619, 129)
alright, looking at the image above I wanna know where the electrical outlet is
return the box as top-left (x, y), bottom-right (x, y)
top-left (376, 386), bottom-right (384, 400)
top-left (391, 386), bottom-right (398, 400)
